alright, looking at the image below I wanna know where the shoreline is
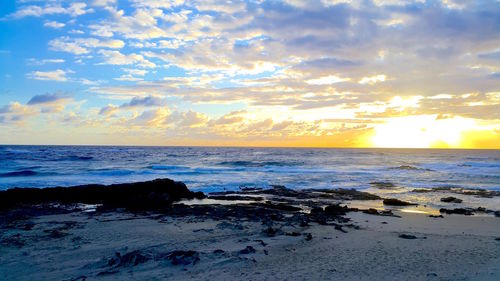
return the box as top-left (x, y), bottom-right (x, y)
top-left (1, 178), bottom-right (500, 280)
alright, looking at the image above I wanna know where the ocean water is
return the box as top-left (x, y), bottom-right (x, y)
top-left (1, 145), bottom-right (499, 209)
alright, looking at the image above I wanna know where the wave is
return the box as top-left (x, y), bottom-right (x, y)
top-left (148, 165), bottom-right (190, 170)
top-left (458, 162), bottom-right (500, 168)
top-left (218, 160), bottom-right (298, 167)
top-left (389, 165), bottom-right (433, 171)
top-left (0, 170), bottom-right (38, 177)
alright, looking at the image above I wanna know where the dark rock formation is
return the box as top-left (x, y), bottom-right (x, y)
top-left (439, 208), bottom-right (474, 215)
top-left (440, 197), bottom-right (463, 203)
top-left (383, 198), bottom-right (417, 206)
top-left (398, 234), bottom-right (417, 239)
top-left (0, 178), bottom-right (205, 212)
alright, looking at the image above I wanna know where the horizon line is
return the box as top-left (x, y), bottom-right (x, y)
top-left (1, 143), bottom-right (499, 150)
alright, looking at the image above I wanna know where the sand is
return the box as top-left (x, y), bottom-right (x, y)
top-left (1, 208), bottom-right (499, 281)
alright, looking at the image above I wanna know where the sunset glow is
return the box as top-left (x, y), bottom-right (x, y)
top-left (0, 1), bottom-right (499, 148)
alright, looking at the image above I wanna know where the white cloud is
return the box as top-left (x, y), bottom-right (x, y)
top-left (44, 20), bottom-right (65, 29)
top-left (9, 2), bottom-right (93, 18)
top-left (93, 0), bottom-right (117, 7)
top-left (49, 37), bottom-right (125, 55)
top-left (306, 75), bottom-right (351, 85)
top-left (28, 69), bottom-right (69, 81)
top-left (358, 75), bottom-right (386, 85)
top-left (98, 50), bottom-right (156, 68)
top-left (26, 58), bottom-right (65, 65)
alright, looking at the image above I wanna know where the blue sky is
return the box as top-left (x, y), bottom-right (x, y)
top-left (0, 0), bottom-right (499, 147)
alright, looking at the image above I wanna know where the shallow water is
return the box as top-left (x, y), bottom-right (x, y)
top-left (1, 145), bottom-right (499, 210)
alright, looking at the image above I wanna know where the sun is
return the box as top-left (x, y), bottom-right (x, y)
top-left (370, 115), bottom-right (476, 148)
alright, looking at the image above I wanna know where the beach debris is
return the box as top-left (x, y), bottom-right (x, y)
top-left (428, 215), bottom-right (444, 218)
top-left (304, 233), bottom-right (313, 241)
top-left (495, 238), bottom-right (500, 241)
top-left (494, 211), bottom-right (500, 217)
top-left (383, 198), bottom-right (418, 206)
top-left (213, 249), bottom-right (225, 254)
top-left (286, 232), bottom-right (301, 236)
top-left (440, 197), bottom-right (463, 203)
top-left (239, 246), bottom-right (256, 254)
top-left (398, 234), bottom-right (417, 239)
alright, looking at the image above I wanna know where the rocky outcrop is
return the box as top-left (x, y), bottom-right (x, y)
top-left (0, 178), bottom-right (205, 211)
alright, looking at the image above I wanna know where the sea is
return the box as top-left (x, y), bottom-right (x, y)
top-left (1, 145), bottom-right (499, 210)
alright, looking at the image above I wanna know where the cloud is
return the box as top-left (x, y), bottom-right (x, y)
top-left (9, 2), bottom-right (93, 18)
top-left (99, 104), bottom-right (119, 116)
top-left (176, 110), bottom-right (209, 128)
top-left (28, 69), bottom-right (69, 81)
top-left (306, 75), bottom-right (351, 85)
top-left (120, 96), bottom-right (164, 108)
top-left (44, 20), bottom-right (65, 29)
top-left (98, 50), bottom-right (156, 68)
top-left (26, 58), bottom-right (65, 65)
top-left (27, 93), bottom-right (70, 105)
top-left (0, 102), bottom-right (36, 123)
top-left (93, 0), bottom-right (117, 7)
top-left (49, 37), bottom-right (125, 55)
top-left (358, 75), bottom-right (386, 85)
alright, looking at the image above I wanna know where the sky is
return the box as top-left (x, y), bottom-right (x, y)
top-left (0, 0), bottom-right (499, 148)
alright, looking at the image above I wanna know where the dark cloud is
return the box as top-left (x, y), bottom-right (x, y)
top-left (27, 93), bottom-right (68, 105)
top-left (120, 96), bottom-right (164, 108)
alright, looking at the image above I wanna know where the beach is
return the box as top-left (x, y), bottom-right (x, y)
top-left (1, 179), bottom-right (499, 280)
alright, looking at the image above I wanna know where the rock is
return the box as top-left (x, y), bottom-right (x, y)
top-left (494, 211), bottom-right (500, 217)
top-left (258, 202), bottom-right (302, 212)
top-left (362, 208), bottom-right (398, 217)
top-left (494, 238), bottom-right (500, 241)
top-left (383, 198), bottom-right (417, 206)
top-left (0, 178), bottom-right (205, 212)
top-left (166, 250), bottom-right (200, 266)
top-left (324, 204), bottom-right (349, 216)
top-left (305, 233), bottom-right (313, 241)
top-left (399, 234), bottom-right (417, 239)
top-left (208, 195), bottom-right (264, 201)
top-left (428, 215), bottom-right (444, 218)
top-left (440, 197), bottom-right (463, 203)
top-left (315, 188), bottom-right (381, 200)
top-left (439, 208), bottom-right (474, 215)
top-left (239, 246), bottom-right (256, 254)
top-left (310, 207), bottom-right (324, 214)
top-left (362, 208), bottom-right (379, 215)
top-left (286, 232), bottom-right (301, 236)
top-left (213, 249), bottom-right (225, 254)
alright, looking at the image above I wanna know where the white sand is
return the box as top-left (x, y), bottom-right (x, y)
top-left (1, 210), bottom-right (499, 281)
